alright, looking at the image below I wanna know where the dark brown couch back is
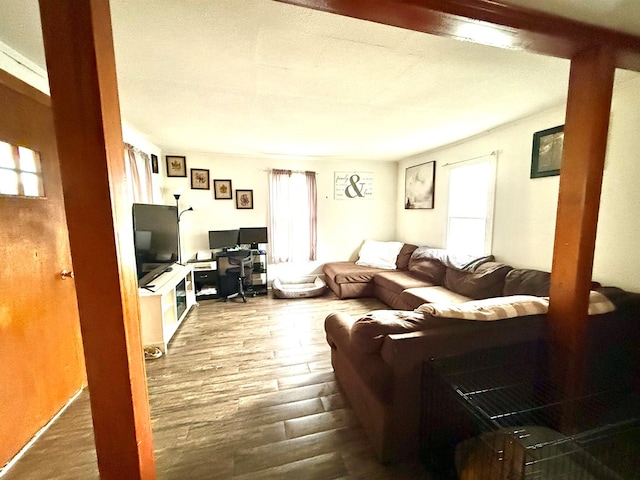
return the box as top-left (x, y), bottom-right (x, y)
top-left (503, 268), bottom-right (551, 296)
top-left (443, 261), bottom-right (513, 299)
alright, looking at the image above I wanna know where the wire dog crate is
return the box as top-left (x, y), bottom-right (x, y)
top-left (422, 341), bottom-right (640, 480)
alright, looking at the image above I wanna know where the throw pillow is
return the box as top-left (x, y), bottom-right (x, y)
top-left (355, 239), bottom-right (404, 270)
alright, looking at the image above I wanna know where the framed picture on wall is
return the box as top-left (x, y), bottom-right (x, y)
top-left (531, 125), bottom-right (564, 178)
top-left (236, 189), bottom-right (253, 209)
top-left (405, 161), bottom-right (435, 209)
top-left (213, 179), bottom-right (232, 199)
top-left (150, 154), bottom-right (159, 174)
top-left (190, 168), bottom-right (210, 190)
top-left (166, 155), bottom-right (187, 177)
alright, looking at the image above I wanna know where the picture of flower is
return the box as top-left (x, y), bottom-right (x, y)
top-left (236, 189), bottom-right (253, 209)
top-left (214, 179), bottom-right (232, 199)
top-left (190, 168), bottom-right (210, 190)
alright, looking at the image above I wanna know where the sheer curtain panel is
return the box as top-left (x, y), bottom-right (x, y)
top-left (269, 169), bottom-right (317, 263)
top-left (124, 143), bottom-right (153, 203)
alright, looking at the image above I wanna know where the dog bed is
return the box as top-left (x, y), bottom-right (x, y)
top-left (272, 275), bottom-right (327, 299)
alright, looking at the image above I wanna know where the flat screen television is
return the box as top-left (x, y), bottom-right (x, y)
top-left (238, 227), bottom-right (268, 249)
top-left (208, 229), bottom-right (239, 250)
top-left (132, 203), bottom-right (178, 285)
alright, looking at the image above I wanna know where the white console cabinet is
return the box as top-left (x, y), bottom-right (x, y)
top-left (138, 263), bottom-right (196, 353)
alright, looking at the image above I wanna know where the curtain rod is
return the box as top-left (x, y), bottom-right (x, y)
top-left (442, 150), bottom-right (497, 167)
top-left (263, 169), bottom-right (318, 174)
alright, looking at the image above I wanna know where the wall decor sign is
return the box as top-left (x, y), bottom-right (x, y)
top-left (405, 161), bottom-right (435, 209)
top-left (213, 179), bottom-right (232, 199)
top-left (190, 168), bottom-right (210, 190)
top-left (531, 125), bottom-right (564, 178)
top-left (334, 172), bottom-right (373, 199)
top-left (150, 154), bottom-right (159, 174)
top-left (166, 155), bottom-right (187, 177)
top-left (236, 189), bottom-right (253, 209)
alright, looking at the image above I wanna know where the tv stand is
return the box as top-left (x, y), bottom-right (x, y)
top-left (138, 263), bottom-right (196, 353)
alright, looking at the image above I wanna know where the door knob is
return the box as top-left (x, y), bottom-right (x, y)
top-left (61, 270), bottom-right (75, 280)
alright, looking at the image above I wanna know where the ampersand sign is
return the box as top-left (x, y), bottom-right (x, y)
top-left (345, 174), bottom-right (365, 198)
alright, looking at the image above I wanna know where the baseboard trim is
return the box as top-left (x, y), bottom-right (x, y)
top-left (0, 388), bottom-right (84, 478)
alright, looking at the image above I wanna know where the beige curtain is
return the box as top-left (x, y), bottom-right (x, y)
top-left (306, 171), bottom-right (317, 261)
top-left (124, 143), bottom-right (153, 203)
top-left (269, 169), bottom-right (317, 263)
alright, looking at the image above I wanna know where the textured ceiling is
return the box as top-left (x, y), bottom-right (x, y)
top-left (0, 0), bottom-right (639, 161)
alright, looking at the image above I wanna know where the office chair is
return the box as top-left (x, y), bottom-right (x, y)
top-left (224, 249), bottom-right (252, 302)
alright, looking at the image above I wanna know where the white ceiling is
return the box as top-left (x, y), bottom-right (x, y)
top-left (1, 0), bottom-right (639, 161)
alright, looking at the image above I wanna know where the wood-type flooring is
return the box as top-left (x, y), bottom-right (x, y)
top-left (4, 291), bottom-right (431, 479)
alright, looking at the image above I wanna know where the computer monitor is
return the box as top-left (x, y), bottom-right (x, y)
top-left (208, 229), bottom-right (239, 250)
top-left (238, 227), bottom-right (268, 249)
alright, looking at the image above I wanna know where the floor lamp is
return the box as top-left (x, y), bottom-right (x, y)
top-left (174, 193), bottom-right (193, 265)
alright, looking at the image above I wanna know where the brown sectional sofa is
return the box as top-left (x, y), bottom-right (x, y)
top-left (324, 243), bottom-right (511, 310)
top-left (321, 244), bottom-right (640, 463)
top-left (323, 243), bottom-right (418, 300)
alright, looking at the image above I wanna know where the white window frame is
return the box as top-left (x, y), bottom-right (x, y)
top-left (0, 140), bottom-right (44, 198)
top-left (445, 156), bottom-right (497, 256)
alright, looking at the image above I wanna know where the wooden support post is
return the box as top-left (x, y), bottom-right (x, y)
top-left (37, 1), bottom-right (156, 478)
top-left (548, 47), bottom-right (615, 399)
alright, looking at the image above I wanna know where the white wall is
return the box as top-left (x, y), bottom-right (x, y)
top-left (162, 152), bottom-right (397, 278)
top-left (593, 76), bottom-right (640, 291)
top-left (396, 73), bottom-right (640, 292)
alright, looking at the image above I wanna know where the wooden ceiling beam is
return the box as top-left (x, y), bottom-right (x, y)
top-left (276, 0), bottom-right (640, 71)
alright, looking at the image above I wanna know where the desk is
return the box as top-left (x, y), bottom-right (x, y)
top-left (190, 260), bottom-right (217, 299)
top-left (216, 250), bottom-right (268, 297)
top-left (188, 250), bottom-right (268, 299)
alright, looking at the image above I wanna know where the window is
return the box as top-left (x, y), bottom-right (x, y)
top-left (269, 169), bottom-right (317, 263)
top-left (446, 159), bottom-right (496, 256)
top-left (0, 140), bottom-right (44, 197)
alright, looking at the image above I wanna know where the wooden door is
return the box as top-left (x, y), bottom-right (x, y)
top-left (0, 71), bottom-right (86, 466)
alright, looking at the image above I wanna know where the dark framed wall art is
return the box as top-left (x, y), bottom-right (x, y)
top-left (213, 179), bottom-right (232, 199)
top-left (236, 189), bottom-right (253, 209)
top-left (405, 161), bottom-right (435, 209)
top-left (150, 154), bottom-right (158, 174)
top-left (166, 155), bottom-right (187, 177)
top-left (190, 168), bottom-right (210, 190)
top-left (531, 125), bottom-right (564, 178)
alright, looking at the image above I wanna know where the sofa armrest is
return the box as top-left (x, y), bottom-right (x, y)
top-left (380, 315), bottom-right (547, 370)
top-left (324, 311), bottom-right (357, 350)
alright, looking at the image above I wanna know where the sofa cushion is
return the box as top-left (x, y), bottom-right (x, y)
top-left (444, 262), bottom-right (512, 299)
top-left (323, 261), bottom-right (387, 284)
top-left (355, 239), bottom-right (404, 269)
top-left (503, 268), bottom-right (551, 296)
top-left (374, 270), bottom-right (435, 295)
top-left (408, 246), bottom-right (494, 271)
top-left (396, 243), bottom-right (418, 270)
top-left (350, 310), bottom-right (460, 353)
top-left (415, 295), bottom-right (549, 321)
top-left (407, 249), bottom-right (447, 284)
top-left (400, 286), bottom-right (473, 310)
